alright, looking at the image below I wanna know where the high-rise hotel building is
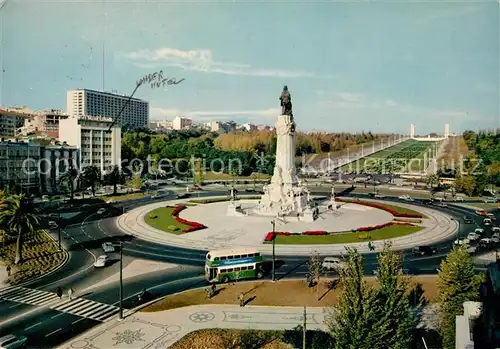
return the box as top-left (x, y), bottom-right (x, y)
top-left (66, 89), bottom-right (149, 129)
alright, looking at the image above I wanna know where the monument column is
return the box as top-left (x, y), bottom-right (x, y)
top-left (274, 114), bottom-right (298, 185)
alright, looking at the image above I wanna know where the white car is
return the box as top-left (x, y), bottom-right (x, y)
top-left (97, 208), bottom-right (107, 215)
top-left (467, 232), bottom-right (481, 241)
top-left (484, 218), bottom-right (492, 226)
top-left (454, 238), bottom-right (470, 246)
top-left (0, 334), bottom-right (27, 349)
top-left (492, 227), bottom-right (500, 233)
top-left (467, 245), bottom-right (477, 254)
top-left (106, 200), bottom-right (117, 204)
top-left (398, 195), bottom-right (413, 201)
top-left (102, 242), bottom-right (115, 253)
top-left (483, 198), bottom-right (498, 203)
top-left (474, 228), bottom-right (485, 234)
top-left (454, 197), bottom-right (465, 201)
top-left (322, 257), bottom-right (344, 271)
top-left (491, 233), bottom-right (500, 243)
top-left (48, 221), bottom-right (58, 229)
top-left (94, 255), bottom-right (110, 268)
top-left (487, 213), bottom-right (496, 220)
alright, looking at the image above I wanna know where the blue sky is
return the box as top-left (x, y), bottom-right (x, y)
top-left (1, 0), bottom-right (499, 134)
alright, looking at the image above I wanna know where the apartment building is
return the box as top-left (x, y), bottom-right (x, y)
top-left (172, 116), bottom-right (192, 130)
top-left (0, 108), bottom-right (28, 137)
top-left (20, 109), bottom-right (69, 138)
top-left (58, 115), bottom-right (121, 174)
top-left (67, 89), bottom-right (149, 129)
top-left (0, 139), bottom-right (40, 193)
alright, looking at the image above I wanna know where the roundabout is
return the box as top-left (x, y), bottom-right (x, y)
top-left (116, 195), bottom-right (459, 256)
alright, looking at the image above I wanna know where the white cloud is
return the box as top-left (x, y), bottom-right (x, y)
top-left (385, 99), bottom-right (398, 107)
top-left (150, 107), bottom-right (280, 120)
top-left (123, 47), bottom-right (314, 78)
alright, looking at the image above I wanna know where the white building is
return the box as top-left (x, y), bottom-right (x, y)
top-left (67, 89), bottom-right (149, 129)
top-left (241, 123), bottom-right (257, 132)
top-left (58, 115), bottom-right (121, 173)
top-left (0, 107), bottom-right (29, 137)
top-left (410, 124), bottom-right (415, 138)
top-left (20, 109), bottom-right (69, 138)
top-left (444, 124), bottom-right (450, 139)
top-left (39, 141), bottom-right (79, 193)
top-left (172, 116), bottom-right (192, 130)
top-left (0, 139), bottom-right (40, 193)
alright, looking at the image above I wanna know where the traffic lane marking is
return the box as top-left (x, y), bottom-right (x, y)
top-left (45, 328), bottom-right (62, 337)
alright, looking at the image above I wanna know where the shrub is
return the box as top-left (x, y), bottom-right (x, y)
top-left (358, 233), bottom-right (371, 240)
top-left (149, 214), bottom-right (158, 219)
top-left (356, 221), bottom-right (414, 232)
top-left (167, 225), bottom-right (179, 231)
top-left (264, 232), bottom-right (291, 241)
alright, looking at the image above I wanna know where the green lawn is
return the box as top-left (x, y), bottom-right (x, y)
top-left (104, 192), bottom-right (147, 202)
top-left (269, 225), bottom-right (423, 245)
top-left (340, 199), bottom-right (425, 216)
top-left (144, 207), bottom-right (190, 234)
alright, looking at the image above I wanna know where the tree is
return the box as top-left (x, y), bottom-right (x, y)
top-left (308, 250), bottom-right (323, 301)
top-left (437, 246), bottom-right (484, 349)
top-left (82, 165), bottom-right (101, 196)
top-left (59, 168), bottom-right (79, 200)
top-left (372, 242), bottom-right (418, 349)
top-left (0, 195), bottom-right (40, 264)
top-left (426, 174), bottom-right (439, 196)
top-left (326, 248), bottom-right (379, 349)
top-left (105, 166), bottom-right (121, 195)
top-left (127, 174), bottom-right (143, 191)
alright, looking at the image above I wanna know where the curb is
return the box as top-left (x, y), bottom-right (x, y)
top-left (0, 229), bottom-right (70, 291)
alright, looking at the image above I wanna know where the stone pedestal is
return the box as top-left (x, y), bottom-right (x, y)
top-left (255, 114), bottom-right (316, 221)
top-left (227, 200), bottom-right (246, 216)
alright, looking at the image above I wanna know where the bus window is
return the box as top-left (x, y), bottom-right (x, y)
top-left (241, 266), bottom-right (247, 270)
top-left (221, 256), bottom-right (227, 260)
top-left (241, 254), bottom-right (247, 258)
top-left (220, 269), bottom-right (226, 273)
top-left (227, 268), bottom-right (233, 272)
top-left (234, 255), bottom-right (241, 259)
top-left (214, 257), bottom-right (219, 261)
top-left (207, 254), bottom-right (211, 260)
top-left (234, 267), bottom-right (240, 271)
top-left (255, 253), bottom-right (260, 257)
top-left (228, 256), bottom-right (234, 260)
top-left (249, 265), bottom-right (254, 270)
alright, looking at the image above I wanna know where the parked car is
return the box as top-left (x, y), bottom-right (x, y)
top-left (102, 242), bottom-right (115, 253)
top-left (491, 233), bottom-right (500, 243)
top-left (0, 334), bottom-right (27, 349)
top-left (48, 221), bottom-right (58, 229)
top-left (467, 232), bottom-right (482, 241)
top-left (245, 188), bottom-right (256, 192)
top-left (463, 216), bottom-right (474, 224)
top-left (476, 210), bottom-right (488, 216)
top-left (398, 195), bottom-right (413, 201)
top-left (321, 257), bottom-right (344, 271)
top-left (454, 197), bottom-right (465, 201)
top-left (479, 238), bottom-right (495, 248)
top-left (374, 194), bottom-right (386, 199)
top-left (483, 198), bottom-right (498, 203)
top-left (474, 228), bottom-right (485, 234)
top-left (484, 218), bottom-right (493, 226)
top-left (492, 227), bottom-right (500, 233)
top-left (94, 255), bottom-right (110, 268)
top-left (175, 193), bottom-right (191, 199)
top-left (454, 238), bottom-right (470, 246)
top-left (190, 185), bottom-right (203, 191)
top-left (487, 213), bottom-right (496, 220)
top-left (412, 246), bottom-right (438, 256)
top-left (97, 208), bottom-right (107, 215)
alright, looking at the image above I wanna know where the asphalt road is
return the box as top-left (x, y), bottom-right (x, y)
top-left (0, 190), bottom-right (497, 348)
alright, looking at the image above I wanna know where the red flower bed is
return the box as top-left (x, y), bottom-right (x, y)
top-left (170, 205), bottom-right (206, 232)
top-left (302, 230), bottom-right (328, 235)
top-left (337, 198), bottom-right (423, 218)
top-left (171, 205), bottom-right (187, 216)
top-left (356, 221), bottom-right (414, 232)
top-left (264, 232), bottom-right (292, 241)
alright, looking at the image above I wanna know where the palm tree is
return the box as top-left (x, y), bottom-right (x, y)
top-left (105, 166), bottom-right (121, 195)
top-left (59, 168), bottom-right (79, 200)
top-left (0, 194), bottom-right (40, 264)
top-left (82, 165), bottom-right (101, 196)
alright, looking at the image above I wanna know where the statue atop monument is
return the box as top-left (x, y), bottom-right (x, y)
top-left (279, 86), bottom-right (293, 116)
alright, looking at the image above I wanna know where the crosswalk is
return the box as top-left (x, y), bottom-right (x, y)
top-left (0, 286), bottom-right (120, 322)
top-left (0, 286), bottom-right (59, 306)
top-left (50, 298), bottom-right (120, 322)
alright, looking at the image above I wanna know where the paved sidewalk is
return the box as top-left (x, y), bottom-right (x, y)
top-left (116, 196), bottom-right (459, 255)
top-left (57, 305), bottom-right (327, 349)
top-left (0, 261), bottom-right (8, 290)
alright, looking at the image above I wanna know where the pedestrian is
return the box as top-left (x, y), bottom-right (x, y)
top-left (238, 293), bottom-right (244, 307)
top-left (68, 287), bottom-right (74, 300)
top-left (211, 284), bottom-right (216, 296)
top-left (6, 265), bottom-right (11, 277)
top-left (206, 287), bottom-right (211, 299)
top-left (56, 287), bottom-right (63, 300)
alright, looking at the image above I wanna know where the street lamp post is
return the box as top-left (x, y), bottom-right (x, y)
top-left (271, 219), bottom-right (276, 282)
top-left (119, 241), bottom-right (123, 319)
top-left (58, 211), bottom-right (61, 250)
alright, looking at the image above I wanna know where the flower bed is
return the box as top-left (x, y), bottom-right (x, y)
top-left (171, 204), bottom-right (206, 232)
top-left (337, 198), bottom-right (423, 218)
top-left (302, 230), bottom-right (328, 236)
top-left (264, 232), bottom-right (292, 241)
top-left (356, 221), bottom-right (413, 232)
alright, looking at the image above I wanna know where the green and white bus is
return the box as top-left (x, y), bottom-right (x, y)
top-left (205, 248), bottom-right (264, 283)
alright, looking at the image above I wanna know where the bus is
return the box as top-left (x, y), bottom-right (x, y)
top-left (205, 249), bottom-right (264, 283)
